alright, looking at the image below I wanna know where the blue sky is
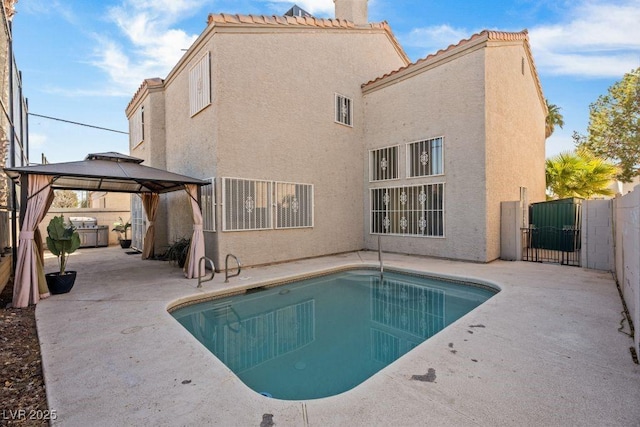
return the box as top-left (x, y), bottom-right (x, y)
top-left (13, 0), bottom-right (640, 164)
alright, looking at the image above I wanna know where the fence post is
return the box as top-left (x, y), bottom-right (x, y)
top-left (500, 201), bottom-right (521, 261)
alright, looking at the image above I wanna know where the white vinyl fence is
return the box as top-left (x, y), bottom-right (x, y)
top-left (614, 186), bottom-right (640, 356)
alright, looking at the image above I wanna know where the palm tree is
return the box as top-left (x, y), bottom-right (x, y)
top-left (545, 149), bottom-right (619, 199)
top-left (545, 99), bottom-right (565, 139)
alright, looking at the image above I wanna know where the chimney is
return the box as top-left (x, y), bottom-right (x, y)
top-left (334, 0), bottom-right (368, 26)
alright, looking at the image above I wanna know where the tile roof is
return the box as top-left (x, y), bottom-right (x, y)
top-left (126, 78), bottom-right (164, 116)
top-left (208, 13), bottom-right (364, 28)
top-left (205, 13), bottom-right (409, 64)
top-left (362, 29), bottom-right (544, 108)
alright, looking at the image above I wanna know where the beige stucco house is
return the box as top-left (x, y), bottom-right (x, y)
top-left (125, 1), bottom-right (546, 269)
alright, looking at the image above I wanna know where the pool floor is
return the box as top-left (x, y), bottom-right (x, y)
top-left (173, 270), bottom-right (497, 399)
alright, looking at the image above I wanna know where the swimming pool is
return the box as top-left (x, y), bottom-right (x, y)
top-left (171, 268), bottom-right (498, 400)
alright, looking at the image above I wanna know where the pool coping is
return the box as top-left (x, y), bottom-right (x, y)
top-left (166, 264), bottom-right (502, 313)
top-left (35, 247), bottom-right (640, 426)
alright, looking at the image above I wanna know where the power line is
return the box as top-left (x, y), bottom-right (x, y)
top-left (28, 112), bottom-right (129, 135)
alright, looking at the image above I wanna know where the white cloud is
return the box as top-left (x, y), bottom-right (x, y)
top-left (400, 24), bottom-right (472, 57)
top-left (529, 0), bottom-right (640, 78)
top-left (399, 0), bottom-right (640, 78)
top-left (90, 0), bottom-right (206, 95)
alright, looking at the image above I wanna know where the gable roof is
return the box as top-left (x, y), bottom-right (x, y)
top-left (206, 13), bottom-right (409, 64)
top-left (126, 12), bottom-right (410, 114)
top-left (126, 78), bottom-right (164, 118)
top-left (362, 29), bottom-right (546, 113)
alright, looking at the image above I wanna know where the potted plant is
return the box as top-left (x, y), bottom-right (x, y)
top-left (164, 237), bottom-right (191, 268)
top-left (45, 215), bottom-right (81, 294)
top-left (112, 217), bottom-right (132, 248)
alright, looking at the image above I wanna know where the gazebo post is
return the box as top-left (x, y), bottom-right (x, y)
top-left (19, 173), bottom-right (28, 227)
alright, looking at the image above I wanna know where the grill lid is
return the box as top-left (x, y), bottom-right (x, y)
top-left (69, 217), bottom-right (98, 228)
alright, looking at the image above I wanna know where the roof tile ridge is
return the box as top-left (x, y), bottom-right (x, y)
top-left (263, 15), bottom-right (277, 25)
top-left (283, 15), bottom-right (297, 24)
top-left (313, 17), bottom-right (326, 27)
top-left (236, 14), bottom-right (255, 24)
top-left (363, 30), bottom-right (491, 87)
top-left (207, 12), bottom-right (365, 29)
top-left (252, 15), bottom-right (267, 24)
top-left (126, 78), bottom-right (163, 113)
top-left (485, 29), bottom-right (528, 41)
top-left (273, 15), bottom-right (288, 25)
top-left (219, 13), bottom-right (240, 23)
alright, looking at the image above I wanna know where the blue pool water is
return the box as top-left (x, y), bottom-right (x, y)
top-left (171, 269), bottom-right (497, 400)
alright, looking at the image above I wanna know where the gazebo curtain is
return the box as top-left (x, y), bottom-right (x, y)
top-left (141, 193), bottom-right (159, 260)
top-left (13, 174), bottom-right (55, 308)
top-left (183, 184), bottom-right (205, 279)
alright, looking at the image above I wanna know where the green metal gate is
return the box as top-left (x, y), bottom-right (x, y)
top-left (521, 198), bottom-right (582, 266)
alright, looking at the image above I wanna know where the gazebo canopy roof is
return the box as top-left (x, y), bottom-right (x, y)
top-left (4, 152), bottom-right (206, 194)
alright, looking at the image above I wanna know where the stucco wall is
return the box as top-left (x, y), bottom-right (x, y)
top-left (129, 85), bottom-right (171, 253)
top-left (161, 27), bottom-right (406, 268)
top-left (39, 208), bottom-right (131, 247)
top-left (484, 43), bottom-right (546, 261)
top-left (362, 46), bottom-right (488, 261)
top-left (90, 192), bottom-right (131, 211)
top-left (614, 186), bottom-right (640, 356)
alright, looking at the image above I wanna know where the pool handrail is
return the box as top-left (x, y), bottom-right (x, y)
top-left (225, 253), bottom-right (241, 283)
top-left (197, 256), bottom-right (215, 288)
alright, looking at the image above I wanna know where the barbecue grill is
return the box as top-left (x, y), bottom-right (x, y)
top-left (69, 217), bottom-right (109, 248)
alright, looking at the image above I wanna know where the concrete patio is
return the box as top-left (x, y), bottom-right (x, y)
top-left (36, 246), bottom-right (639, 426)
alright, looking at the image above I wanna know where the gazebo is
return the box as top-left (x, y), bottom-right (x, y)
top-left (4, 152), bottom-right (207, 308)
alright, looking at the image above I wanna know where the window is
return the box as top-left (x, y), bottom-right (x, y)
top-left (189, 52), bottom-right (211, 117)
top-left (200, 178), bottom-right (216, 232)
top-left (407, 137), bottom-right (443, 177)
top-left (223, 178), bottom-right (272, 231)
top-left (275, 182), bottom-right (314, 229)
top-left (370, 183), bottom-right (444, 237)
top-left (131, 106), bottom-right (143, 145)
top-left (335, 93), bottom-right (352, 126)
top-left (369, 145), bottom-right (399, 181)
top-left (222, 178), bottom-right (314, 231)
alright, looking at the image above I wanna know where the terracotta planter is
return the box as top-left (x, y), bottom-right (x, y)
top-left (45, 271), bottom-right (77, 294)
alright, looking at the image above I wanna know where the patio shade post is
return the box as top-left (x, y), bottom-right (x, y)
top-left (183, 184), bottom-right (205, 278)
top-left (13, 174), bottom-right (55, 308)
top-left (141, 193), bottom-right (159, 260)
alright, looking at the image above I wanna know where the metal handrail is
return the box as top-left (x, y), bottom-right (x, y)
top-left (197, 256), bottom-right (215, 288)
top-left (378, 235), bottom-right (384, 279)
top-left (225, 253), bottom-right (241, 283)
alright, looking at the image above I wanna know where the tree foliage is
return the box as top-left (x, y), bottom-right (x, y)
top-left (51, 190), bottom-right (79, 208)
top-left (545, 149), bottom-right (619, 199)
top-left (545, 99), bottom-right (564, 139)
top-left (577, 67), bottom-right (640, 182)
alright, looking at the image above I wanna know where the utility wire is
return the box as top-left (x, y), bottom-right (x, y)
top-left (28, 112), bottom-right (129, 135)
